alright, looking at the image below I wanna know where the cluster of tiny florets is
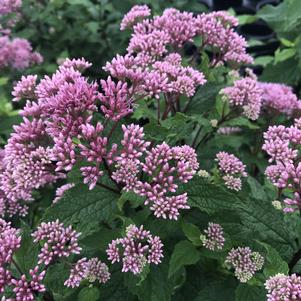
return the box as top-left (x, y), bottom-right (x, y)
top-left (32, 220), bottom-right (81, 265)
top-left (262, 121), bottom-right (301, 213)
top-left (113, 126), bottom-right (199, 219)
top-left (65, 257), bottom-right (110, 288)
top-left (225, 247), bottom-right (264, 282)
top-left (200, 222), bottom-right (225, 251)
top-left (0, 1), bottom-right (42, 71)
top-left (221, 71), bottom-right (262, 120)
top-left (215, 151), bottom-right (247, 191)
top-left (107, 224), bottom-right (163, 274)
top-left (259, 82), bottom-right (301, 115)
top-left (265, 273), bottom-right (301, 301)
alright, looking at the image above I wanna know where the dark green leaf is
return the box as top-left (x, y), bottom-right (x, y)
top-left (43, 184), bottom-right (118, 238)
top-left (168, 240), bottom-right (200, 278)
top-left (235, 284), bottom-right (265, 301)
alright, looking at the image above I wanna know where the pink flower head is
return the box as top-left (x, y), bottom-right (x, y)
top-left (221, 73), bottom-right (262, 120)
top-left (225, 247), bottom-right (264, 282)
top-left (65, 257), bottom-right (110, 288)
top-left (0, 219), bottom-right (21, 265)
top-left (60, 57), bottom-right (92, 72)
top-left (99, 77), bottom-right (133, 121)
top-left (259, 82), bottom-right (301, 115)
top-left (0, 0), bottom-right (21, 15)
top-left (195, 11), bottom-right (252, 65)
top-left (11, 266), bottom-right (45, 301)
top-left (201, 222), bottom-right (225, 251)
top-left (0, 267), bottom-right (11, 293)
top-left (32, 220), bottom-right (81, 265)
top-left (121, 5), bottom-right (151, 30)
top-left (215, 151), bottom-right (247, 191)
top-left (107, 224), bottom-right (163, 274)
top-left (12, 75), bottom-right (37, 102)
top-left (265, 274), bottom-right (301, 301)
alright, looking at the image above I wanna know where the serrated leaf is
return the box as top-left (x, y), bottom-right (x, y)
top-left (168, 240), bottom-right (200, 278)
top-left (44, 263), bottom-right (74, 299)
top-left (257, 241), bottom-right (289, 277)
top-left (43, 184), bottom-right (118, 238)
top-left (125, 264), bottom-right (173, 301)
top-left (183, 177), bottom-right (242, 213)
top-left (78, 287), bottom-right (100, 301)
top-left (235, 284), bottom-right (265, 301)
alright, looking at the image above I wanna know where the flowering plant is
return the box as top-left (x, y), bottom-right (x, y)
top-left (1, 3), bottom-right (301, 301)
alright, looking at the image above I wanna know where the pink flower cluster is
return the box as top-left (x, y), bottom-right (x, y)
top-left (0, 0), bottom-right (21, 15)
top-left (107, 224), bottom-right (163, 274)
top-left (262, 120), bottom-right (301, 213)
top-left (215, 151), bottom-right (247, 191)
top-left (0, 0), bottom-right (43, 71)
top-left (195, 11), bottom-right (253, 65)
top-left (64, 257), bottom-right (110, 288)
top-left (221, 71), bottom-right (262, 120)
top-left (0, 36), bottom-right (42, 70)
top-left (0, 118), bottom-right (61, 217)
top-left (200, 222), bottom-right (225, 251)
top-left (258, 82), bottom-right (301, 115)
top-left (265, 273), bottom-right (301, 301)
top-left (0, 219), bottom-right (20, 266)
top-left (32, 220), bottom-right (81, 265)
top-left (11, 267), bottom-right (46, 301)
top-left (120, 5), bottom-right (151, 30)
top-left (113, 125), bottom-right (199, 219)
top-left (225, 247), bottom-right (264, 282)
top-left (0, 219), bottom-right (46, 300)
top-left (119, 6), bottom-right (252, 66)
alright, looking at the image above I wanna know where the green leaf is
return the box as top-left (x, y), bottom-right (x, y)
top-left (235, 284), bottom-right (265, 301)
top-left (125, 264), bottom-right (173, 301)
top-left (186, 83), bottom-right (225, 114)
top-left (183, 177), bottom-right (242, 214)
top-left (43, 184), bottom-right (118, 238)
top-left (222, 117), bottom-right (259, 130)
top-left (181, 222), bottom-right (202, 246)
top-left (274, 48), bottom-right (296, 64)
top-left (44, 263), bottom-right (74, 300)
top-left (254, 56), bottom-right (274, 67)
top-left (246, 177), bottom-right (267, 201)
top-left (257, 241), bottom-right (289, 277)
top-left (195, 279), bottom-right (237, 301)
top-left (14, 222), bottom-right (39, 274)
top-left (78, 287), bottom-right (100, 301)
top-left (168, 240), bottom-right (200, 278)
top-left (260, 58), bottom-right (301, 85)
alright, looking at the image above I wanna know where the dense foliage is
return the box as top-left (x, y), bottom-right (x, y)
top-left (1, 1), bottom-right (301, 300)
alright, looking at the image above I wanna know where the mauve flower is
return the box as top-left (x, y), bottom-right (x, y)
top-left (107, 224), bottom-right (163, 274)
top-left (265, 274), bottom-right (301, 301)
top-left (32, 220), bottom-right (81, 265)
top-left (225, 247), bottom-right (264, 283)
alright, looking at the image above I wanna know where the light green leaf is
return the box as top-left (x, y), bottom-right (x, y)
top-left (168, 240), bottom-right (200, 278)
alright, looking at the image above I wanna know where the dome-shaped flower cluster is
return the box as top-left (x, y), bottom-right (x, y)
top-left (107, 224), bottom-right (163, 274)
